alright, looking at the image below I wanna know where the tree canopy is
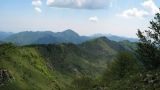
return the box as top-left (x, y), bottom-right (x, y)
top-left (137, 10), bottom-right (160, 70)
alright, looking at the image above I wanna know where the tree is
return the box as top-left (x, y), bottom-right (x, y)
top-left (102, 52), bottom-right (139, 85)
top-left (137, 10), bottom-right (160, 70)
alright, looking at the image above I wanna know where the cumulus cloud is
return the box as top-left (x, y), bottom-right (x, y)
top-left (89, 16), bottom-right (99, 22)
top-left (46, 0), bottom-right (111, 9)
top-left (32, 0), bottom-right (42, 7)
top-left (35, 7), bottom-right (42, 13)
top-left (32, 0), bottom-right (42, 13)
top-left (119, 8), bottom-right (149, 18)
top-left (142, 0), bottom-right (159, 14)
top-left (119, 0), bottom-right (159, 19)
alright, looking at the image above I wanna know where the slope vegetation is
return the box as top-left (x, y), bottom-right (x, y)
top-left (0, 37), bottom-right (135, 90)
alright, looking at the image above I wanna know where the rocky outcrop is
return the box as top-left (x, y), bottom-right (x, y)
top-left (0, 69), bottom-right (12, 86)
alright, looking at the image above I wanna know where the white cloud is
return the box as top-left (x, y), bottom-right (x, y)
top-left (118, 0), bottom-right (159, 19)
top-left (142, 0), bottom-right (159, 14)
top-left (34, 7), bottom-right (42, 13)
top-left (32, 0), bottom-right (42, 7)
top-left (89, 16), bottom-right (99, 22)
top-left (32, 0), bottom-right (42, 13)
top-left (119, 8), bottom-right (149, 18)
top-left (46, 0), bottom-right (111, 9)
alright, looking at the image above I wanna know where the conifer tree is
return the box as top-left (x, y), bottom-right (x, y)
top-left (137, 9), bottom-right (160, 69)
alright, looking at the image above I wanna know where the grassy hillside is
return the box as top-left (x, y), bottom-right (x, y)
top-left (0, 37), bottom-right (135, 90)
top-left (0, 43), bottom-right (67, 90)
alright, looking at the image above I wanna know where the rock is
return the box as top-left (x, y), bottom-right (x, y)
top-left (0, 68), bottom-right (12, 86)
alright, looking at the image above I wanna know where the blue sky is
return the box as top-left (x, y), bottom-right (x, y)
top-left (0, 0), bottom-right (160, 38)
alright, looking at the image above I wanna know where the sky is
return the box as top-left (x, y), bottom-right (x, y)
top-left (0, 0), bottom-right (160, 38)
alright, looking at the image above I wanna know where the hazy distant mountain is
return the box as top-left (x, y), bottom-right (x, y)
top-left (0, 31), bottom-right (13, 40)
top-left (0, 41), bottom-right (4, 44)
top-left (4, 29), bottom-right (90, 45)
top-left (2, 29), bottom-right (138, 45)
top-left (4, 31), bottom-right (54, 45)
top-left (91, 34), bottom-right (138, 42)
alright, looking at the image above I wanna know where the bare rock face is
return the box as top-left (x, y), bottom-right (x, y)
top-left (0, 69), bottom-right (12, 86)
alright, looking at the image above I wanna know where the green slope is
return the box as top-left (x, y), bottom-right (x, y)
top-left (80, 37), bottom-right (128, 66)
top-left (0, 44), bottom-right (66, 90)
top-left (0, 37), bottom-right (136, 90)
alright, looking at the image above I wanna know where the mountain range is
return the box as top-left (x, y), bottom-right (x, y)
top-left (0, 36), bottom-right (136, 90)
top-left (92, 33), bottom-right (138, 42)
top-left (0, 29), bottom-right (138, 45)
top-left (0, 32), bottom-right (13, 40)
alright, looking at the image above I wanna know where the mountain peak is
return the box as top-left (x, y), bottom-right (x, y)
top-left (64, 29), bottom-right (76, 33)
top-left (62, 29), bottom-right (79, 36)
top-left (95, 36), bottom-right (110, 42)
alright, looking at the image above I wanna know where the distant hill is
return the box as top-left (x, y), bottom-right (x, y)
top-left (3, 30), bottom-right (90, 45)
top-left (1, 29), bottom-right (138, 45)
top-left (81, 37), bottom-right (126, 57)
top-left (0, 31), bottom-right (13, 40)
top-left (0, 41), bottom-right (4, 44)
top-left (0, 37), bottom-right (135, 90)
top-left (92, 34), bottom-right (138, 42)
top-left (4, 31), bottom-right (57, 45)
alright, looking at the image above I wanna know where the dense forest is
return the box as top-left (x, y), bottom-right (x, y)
top-left (1, 10), bottom-right (160, 90)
